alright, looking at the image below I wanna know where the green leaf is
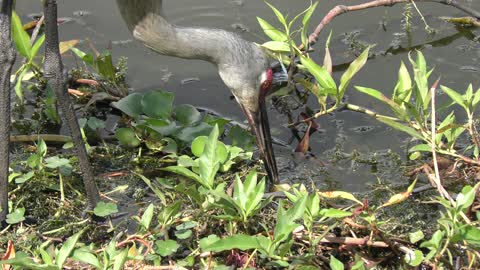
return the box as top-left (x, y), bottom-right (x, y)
top-left (393, 61), bottom-right (412, 104)
top-left (163, 166), bottom-right (203, 186)
top-left (96, 51), bottom-right (116, 80)
top-left (265, 2), bottom-right (287, 27)
top-left (112, 92), bottom-right (143, 118)
top-left (201, 234), bottom-right (262, 252)
top-left (472, 86), bottom-right (480, 108)
top-left (338, 47), bottom-right (369, 97)
top-left (93, 202), bottom-right (119, 217)
top-left (57, 230), bottom-right (84, 268)
top-left (198, 125), bottom-right (220, 189)
top-left (30, 34), bottom-right (45, 61)
top-left (319, 208), bottom-right (352, 218)
top-left (404, 249), bottom-right (423, 267)
top-left (15, 67), bottom-right (27, 102)
top-left (11, 11), bottom-right (32, 59)
top-left (6, 207), bottom-right (25, 224)
top-left (330, 255), bottom-right (344, 270)
top-left (408, 144), bottom-right (431, 153)
top-left (140, 203), bottom-right (155, 230)
top-left (261, 41), bottom-right (290, 52)
top-left (174, 104), bottom-right (202, 126)
top-left (72, 250), bottom-right (102, 269)
top-left (301, 2), bottom-right (318, 47)
top-left (113, 248), bottom-right (128, 270)
top-left (44, 156), bottom-right (70, 169)
top-left (115, 127), bottom-right (141, 148)
top-left (175, 122), bottom-right (212, 143)
top-left (409, 51), bottom-right (431, 110)
top-left (409, 230), bottom-right (425, 244)
top-left (377, 117), bottom-right (424, 140)
top-left (155, 240), bottom-right (179, 257)
top-left (257, 17), bottom-right (288, 42)
top-left (456, 182), bottom-right (480, 211)
top-left (441, 85), bottom-right (467, 111)
top-left (141, 90), bottom-right (174, 119)
top-left (355, 86), bottom-right (409, 120)
top-left (191, 136), bottom-right (228, 163)
top-left (300, 55), bottom-right (337, 92)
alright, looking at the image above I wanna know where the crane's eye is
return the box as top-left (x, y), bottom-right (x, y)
top-left (259, 68), bottom-right (273, 97)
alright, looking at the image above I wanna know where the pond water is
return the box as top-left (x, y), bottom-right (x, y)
top-left (17, 0), bottom-right (480, 191)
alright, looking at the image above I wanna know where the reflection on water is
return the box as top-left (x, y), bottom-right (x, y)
top-left (16, 0), bottom-right (480, 191)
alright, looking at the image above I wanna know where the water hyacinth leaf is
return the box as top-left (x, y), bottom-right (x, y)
top-left (257, 17), bottom-right (288, 42)
top-left (145, 118), bottom-right (179, 136)
top-left (300, 55), bottom-right (337, 92)
top-left (201, 234), bottom-right (261, 252)
top-left (11, 11), bottom-right (32, 59)
top-left (115, 127), bottom-right (141, 148)
top-left (155, 240), bottom-right (179, 257)
top-left (440, 85), bottom-right (467, 111)
top-left (6, 207), bottom-right (25, 224)
top-left (318, 191), bottom-right (363, 206)
top-left (141, 90), bottom-right (174, 118)
top-left (319, 208), bottom-right (352, 218)
top-left (339, 47), bottom-right (369, 97)
top-left (377, 117), bottom-right (424, 140)
top-left (112, 92), bottom-right (143, 118)
top-left (57, 230), bottom-right (84, 269)
top-left (94, 202), bottom-right (119, 217)
top-left (330, 255), bottom-right (344, 270)
top-left (176, 122), bottom-right (212, 142)
top-left (228, 125), bottom-right (255, 151)
top-left (261, 41), bottom-right (290, 52)
top-left (409, 230), bottom-right (425, 244)
top-left (174, 104), bottom-right (202, 126)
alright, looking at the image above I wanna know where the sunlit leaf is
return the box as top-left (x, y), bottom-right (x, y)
top-left (377, 117), bottom-right (424, 140)
top-left (11, 11), bottom-right (31, 59)
top-left (319, 208), bottom-right (352, 218)
top-left (265, 2), bottom-right (287, 26)
top-left (155, 240), bottom-right (179, 257)
top-left (115, 127), bottom-right (141, 148)
top-left (257, 17), bottom-right (288, 42)
top-left (339, 47), bottom-right (369, 97)
top-left (57, 230), bottom-right (84, 268)
top-left (330, 255), bottom-right (344, 270)
top-left (440, 85), bottom-right (467, 110)
top-left (318, 191), bottom-right (363, 205)
top-left (201, 234), bottom-right (262, 252)
top-left (59, 39), bottom-right (79, 55)
top-left (93, 202), bottom-right (118, 217)
top-left (300, 55), bottom-right (337, 92)
top-left (30, 34), bottom-right (45, 61)
top-left (381, 179), bottom-right (417, 207)
top-left (261, 41), bottom-right (290, 52)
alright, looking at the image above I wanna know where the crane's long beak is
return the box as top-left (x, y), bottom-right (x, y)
top-left (241, 100), bottom-right (279, 186)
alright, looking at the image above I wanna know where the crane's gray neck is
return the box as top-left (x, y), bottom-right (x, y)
top-left (116, 0), bottom-right (267, 68)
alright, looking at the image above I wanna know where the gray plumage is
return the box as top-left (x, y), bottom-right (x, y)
top-left (116, 0), bottom-right (270, 113)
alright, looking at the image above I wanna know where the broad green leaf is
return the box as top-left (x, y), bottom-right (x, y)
top-left (409, 144), bottom-right (431, 153)
top-left (115, 128), bottom-right (141, 148)
top-left (175, 122), bottom-right (212, 143)
top-left (6, 207), bottom-right (25, 224)
top-left (201, 234), bottom-right (262, 252)
top-left (190, 136), bottom-right (228, 163)
top-left (44, 156), bottom-right (70, 169)
top-left (338, 47), bottom-right (369, 97)
top-left (155, 240), bottom-right (179, 257)
top-left (441, 85), bottom-right (467, 110)
top-left (113, 248), bottom-right (128, 270)
top-left (174, 104), bottom-right (202, 126)
top-left (330, 255), bottom-right (344, 270)
top-left (261, 41), bottom-right (290, 52)
top-left (319, 208), bottom-right (352, 218)
top-left (112, 92), bottom-right (143, 118)
top-left (198, 125), bottom-right (220, 189)
top-left (72, 250), bottom-right (102, 269)
top-left (409, 230), bottom-right (425, 244)
top-left (12, 11), bottom-right (32, 59)
top-left (393, 61), bottom-right (412, 104)
top-left (300, 55), bottom-right (337, 92)
top-left (257, 17), bottom-right (288, 42)
top-left (456, 182), bottom-right (480, 211)
top-left (141, 90), bottom-right (174, 119)
top-left (93, 202), bottom-right (118, 217)
top-left (377, 117), bottom-right (424, 140)
top-left (57, 230), bottom-right (84, 268)
top-left (163, 166), bottom-right (203, 186)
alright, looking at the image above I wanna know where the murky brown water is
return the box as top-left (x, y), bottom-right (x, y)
top-left (16, 0), bottom-right (480, 191)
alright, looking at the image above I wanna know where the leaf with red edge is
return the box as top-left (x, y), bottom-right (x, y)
top-left (381, 179), bottom-right (417, 207)
top-left (2, 240), bottom-right (15, 270)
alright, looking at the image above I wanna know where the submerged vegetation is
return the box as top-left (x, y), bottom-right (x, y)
top-left (1, 1), bottom-right (479, 269)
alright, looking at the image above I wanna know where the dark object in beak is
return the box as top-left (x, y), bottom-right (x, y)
top-left (241, 102), bottom-right (279, 186)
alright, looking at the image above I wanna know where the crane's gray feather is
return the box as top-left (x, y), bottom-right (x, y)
top-left (116, 0), bottom-right (270, 112)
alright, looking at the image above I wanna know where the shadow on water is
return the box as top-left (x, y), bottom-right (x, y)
top-left (16, 0), bottom-right (480, 192)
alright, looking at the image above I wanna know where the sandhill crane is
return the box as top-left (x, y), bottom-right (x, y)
top-left (116, 0), bottom-right (285, 184)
